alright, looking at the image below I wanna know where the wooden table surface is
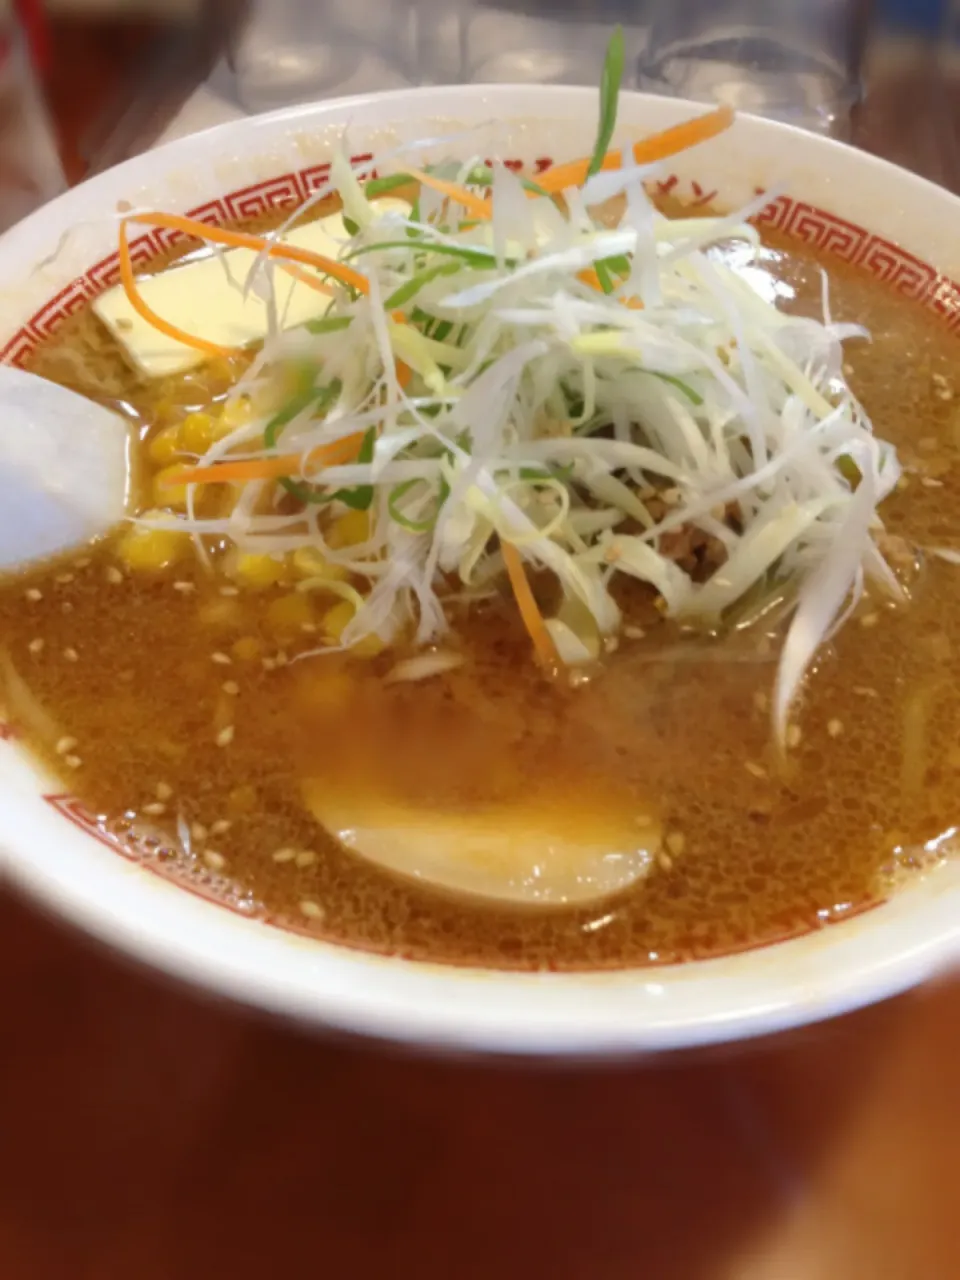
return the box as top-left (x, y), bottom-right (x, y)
top-left (5, 886), bottom-right (960, 1280)
top-left (4, 22), bottom-right (960, 1280)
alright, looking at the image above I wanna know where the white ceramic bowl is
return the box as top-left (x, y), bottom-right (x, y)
top-left (2, 85), bottom-right (960, 1056)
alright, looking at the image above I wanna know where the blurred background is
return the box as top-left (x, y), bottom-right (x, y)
top-left (3, 0), bottom-right (959, 201)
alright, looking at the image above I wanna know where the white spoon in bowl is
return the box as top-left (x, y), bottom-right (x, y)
top-left (0, 365), bottom-right (131, 571)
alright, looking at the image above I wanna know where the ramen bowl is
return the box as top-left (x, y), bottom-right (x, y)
top-left (1, 84), bottom-right (960, 1056)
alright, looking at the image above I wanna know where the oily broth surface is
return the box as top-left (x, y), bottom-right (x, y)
top-left (3, 212), bottom-right (960, 969)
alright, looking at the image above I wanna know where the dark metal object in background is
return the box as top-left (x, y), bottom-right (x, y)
top-left (39, 0), bottom-right (249, 184)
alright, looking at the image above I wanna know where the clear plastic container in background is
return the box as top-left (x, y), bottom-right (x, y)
top-left (413, 0), bottom-right (648, 86)
top-left (637, 0), bottom-right (875, 136)
top-left (227, 0), bottom-right (414, 112)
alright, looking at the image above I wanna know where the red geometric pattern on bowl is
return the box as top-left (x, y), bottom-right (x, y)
top-left (4, 160), bottom-right (959, 368)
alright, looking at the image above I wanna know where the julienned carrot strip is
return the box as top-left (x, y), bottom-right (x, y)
top-left (165, 431), bottom-right (367, 488)
top-left (117, 219), bottom-right (336, 360)
top-left (127, 212), bottom-right (371, 296)
top-left (122, 211), bottom-right (412, 383)
top-left (535, 103), bottom-right (735, 195)
top-left (576, 266), bottom-right (643, 310)
top-left (577, 266), bottom-right (605, 292)
top-left (401, 168), bottom-right (491, 221)
top-left (119, 220), bottom-right (239, 357)
top-left (276, 262), bottom-right (336, 296)
top-left (500, 540), bottom-right (558, 668)
top-left (631, 103), bottom-right (734, 166)
top-left (538, 152), bottom-right (623, 195)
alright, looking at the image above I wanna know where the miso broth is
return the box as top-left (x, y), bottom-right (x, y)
top-left (2, 208), bottom-right (958, 970)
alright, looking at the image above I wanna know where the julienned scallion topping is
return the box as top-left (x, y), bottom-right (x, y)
top-left (128, 29), bottom-right (902, 745)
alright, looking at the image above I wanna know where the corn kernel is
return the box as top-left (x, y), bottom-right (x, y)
top-left (321, 600), bottom-right (355, 643)
top-left (265, 593), bottom-right (315, 637)
top-left (198, 596), bottom-right (244, 630)
top-left (220, 395), bottom-right (254, 429)
top-left (228, 551), bottom-right (288, 589)
top-left (292, 546), bottom-right (348, 582)
top-left (153, 464), bottom-right (200, 510)
top-left (328, 510), bottom-right (371, 550)
top-left (320, 600), bottom-right (385, 658)
top-left (351, 632), bottom-right (386, 659)
top-left (231, 635), bottom-right (262, 662)
top-left (148, 424), bottom-right (182, 466)
top-left (178, 411), bottom-right (215, 455)
top-left (117, 520), bottom-right (187, 572)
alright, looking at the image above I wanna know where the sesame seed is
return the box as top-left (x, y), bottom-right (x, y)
top-left (272, 847), bottom-right (297, 864)
top-left (295, 850), bottom-right (317, 868)
top-left (143, 801), bottom-right (166, 816)
top-left (299, 900), bottom-right (324, 919)
top-left (933, 372), bottom-right (949, 388)
top-left (853, 685), bottom-right (878, 698)
top-left (55, 735), bottom-right (78, 755)
top-left (190, 822), bottom-right (209, 842)
top-left (63, 647), bottom-right (79, 662)
top-left (936, 388), bottom-right (953, 402)
top-left (28, 638), bottom-right (44, 655)
top-left (301, 622), bottom-right (318, 634)
top-left (219, 585), bottom-right (240, 596)
top-left (76, 557), bottom-right (91, 569)
top-left (173, 581), bottom-right (195, 594)
top-left (666, 831), bottom-right (686, 857)
top-left (859, 612), bottom-right (879, 629)
top-left (64, 754), bottom-right (83, 769)
top-left (25, 588), bottom-right (41, 602)
top-left (203, 850), bottom-right (226, 871)
top-left (922, 477), bottom-right (944, 488)
top-left (657, 852), bottom-right (674, 872)
top-left (623, 625), bottom-right (646, 640)
top-left (211, 651), bottom-right (232, 665)
top-left (155, 781), bottom-right (173, 801)
top-left (61, 602), bottom-right (74, 615)
top-left (786, 724), bottom-right (802, 748)
top-left (55, 573), bottom-right (74, 585)
top-left (105, 566), bottom-right (124, 585)
top-left (745, 761), bottom-right (767, 779)
top-left (261, 657), bottom-right (277, 671)
top-left (753, 690), bottom-right (769, 714)
top-left (210, 819), bottom-right (231, 836)
top-left (275, 651), bottom-right (289, 667)
top-left (828, 718), bottom-right (844, 738)
top-left (215, 725), bottom-right (235, 748)
top-left (221, 680), bottom-right (240, 695)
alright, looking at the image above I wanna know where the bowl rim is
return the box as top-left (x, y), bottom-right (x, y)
top-left (4, 81), bottom-right (960, 1056)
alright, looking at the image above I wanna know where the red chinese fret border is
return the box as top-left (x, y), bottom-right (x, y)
top-left (3, 163), bottom-right (959, 370)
